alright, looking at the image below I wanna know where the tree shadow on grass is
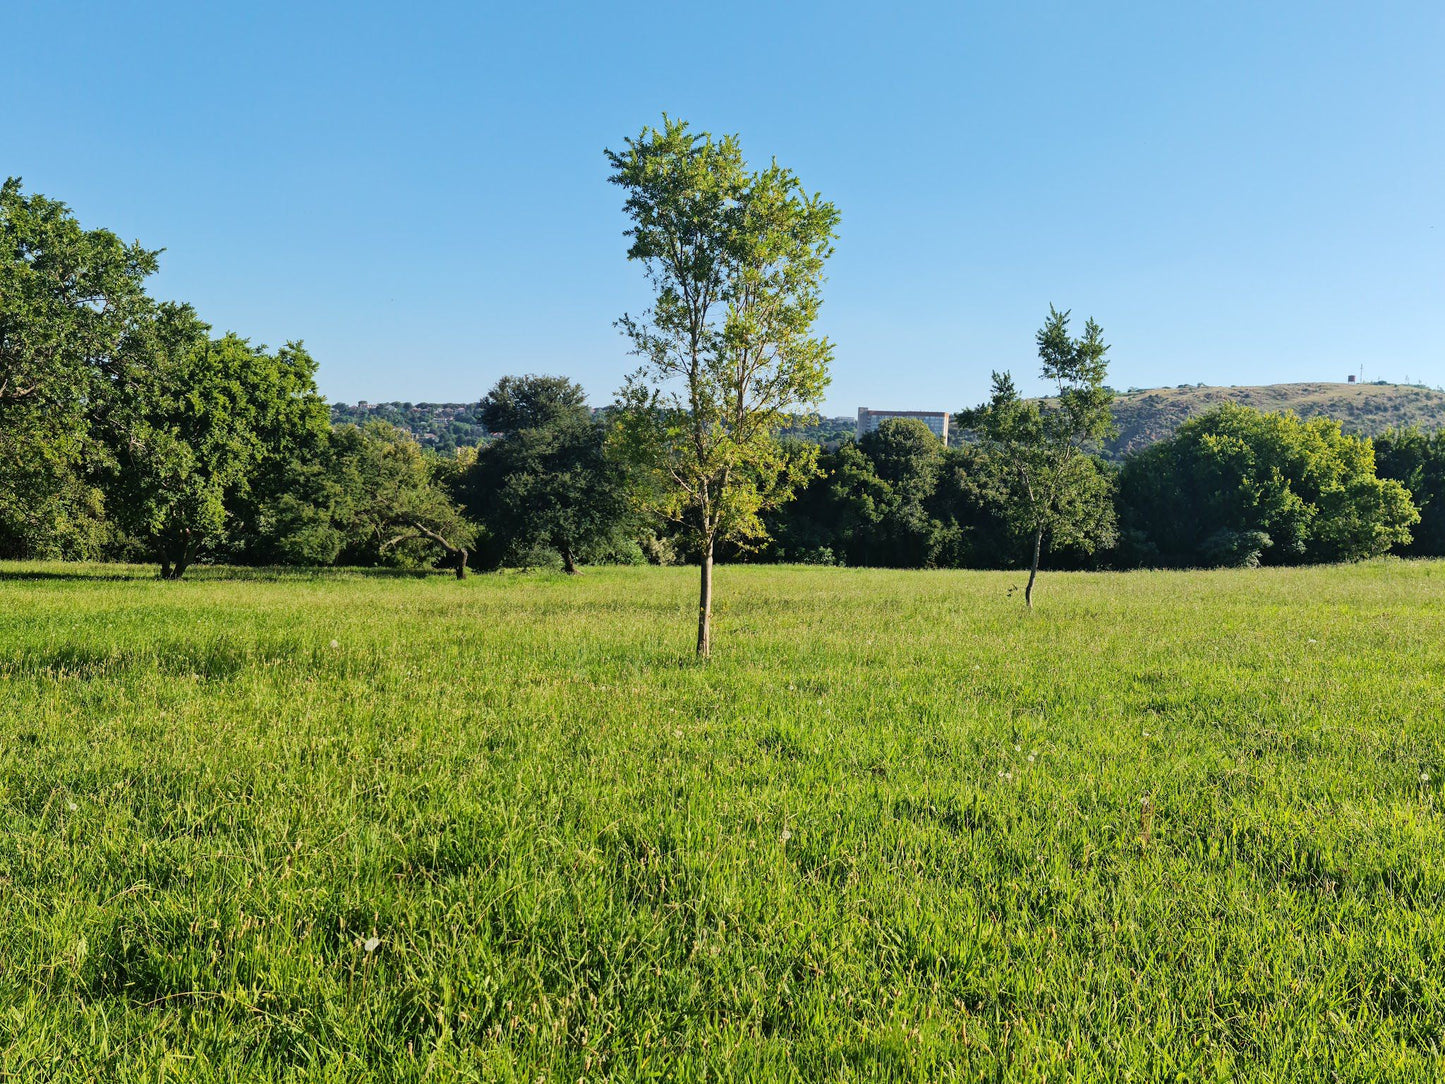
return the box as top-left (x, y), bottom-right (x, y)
top-left (0, 564), bottom-right (448, 584)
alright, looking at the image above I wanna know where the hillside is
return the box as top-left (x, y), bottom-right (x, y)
top-left (1105, 381), bottom-right (1445, 457)
top-left (331, 386), bottom-right (1445, 460)
top-left (329, 402), bottom-right (858, 451)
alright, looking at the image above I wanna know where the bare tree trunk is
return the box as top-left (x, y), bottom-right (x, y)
top-left (454, 547), bottom-right (468, 580)
top-left (1024, 525), bottom-right (1044, 609)
top-left (561, 544), bottom-right (578, 575)
top-left (159, 555), bottom-right (172, 580)
top-left (696, 537), bottom-right (713, 659)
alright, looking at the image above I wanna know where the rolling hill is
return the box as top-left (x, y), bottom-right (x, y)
top-left (1103, 381), bottom-right (1445, 457)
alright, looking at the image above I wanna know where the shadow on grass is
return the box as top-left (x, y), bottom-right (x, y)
top-left (0, 563), bottom-right (449, 584)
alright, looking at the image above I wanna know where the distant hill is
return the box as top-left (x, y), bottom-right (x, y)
top-left (334, 386), bottom-right (1445, 460)
top-left (1102, 382), bottom-right (1445, 458)
top-left (329, 402), bottom-right (859, 452)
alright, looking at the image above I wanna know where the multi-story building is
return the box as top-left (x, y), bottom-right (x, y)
top-left (856, 408), bottom-right (950, 443)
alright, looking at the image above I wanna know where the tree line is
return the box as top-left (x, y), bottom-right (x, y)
top-left (4, 119), bottom-right (1441, 655)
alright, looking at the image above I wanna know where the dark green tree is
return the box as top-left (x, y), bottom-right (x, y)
top-left (477, 374), bottom-right (589, 434)
top-left (460, 375), bottom-right (632, 573)
top-left (1373, 427), bottom-right (1445, 556)
top-left (243, 422), bottom-right (475, 575)
top-left (957, 307), bottom-right (1117, 607)
top-left (106, 306), bottom-right (329, 578)
top-left (858, 418), bottom-right (948, 567)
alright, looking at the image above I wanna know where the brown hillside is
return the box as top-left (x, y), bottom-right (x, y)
top-left (1103, 382), bottom-right (1445, 458)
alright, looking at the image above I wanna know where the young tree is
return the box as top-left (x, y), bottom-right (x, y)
top-left (461, 375), bottom-right (632, 573)
top-left (957, 306), bottom-right (1117, 607)
top-left (607, 116), bottom-right (839, 656)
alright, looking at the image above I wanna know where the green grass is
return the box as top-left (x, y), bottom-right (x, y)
top-left (2, 560), bottom-right (1443, 1081)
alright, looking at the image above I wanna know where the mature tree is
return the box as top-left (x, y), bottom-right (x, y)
top-left (240, 422), bottom-right (475, 575)
top-left (350, 424), bottom-right (475, 577)
top-left (857, 418), bottom-right (949, 567)
top-left (0, 178), bottom-right (158, 557)
top-left (607, 116), bottom-right (839, 656)
top-left (1373, 427), bottom-right (1445, 556)
top-left (477, 374), bottom-right (588, 434)
top-left (106, 306), bottom-right (329, 578)
top-left (957, 307), bottom-right (1117, 607)
top-left (766, 439), bottom-right (889, 566)
top-left (1117, 404), bottom-right (1418, 566)
top-left (461, 375), bottom-right (632, 573)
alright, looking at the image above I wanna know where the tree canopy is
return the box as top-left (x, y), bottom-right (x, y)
top-left (1118, 404), bottom-right (1419, 567)
top-left (461, 375), bottom-right (634, 573)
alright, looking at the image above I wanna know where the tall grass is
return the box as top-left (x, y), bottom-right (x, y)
top-left (1, 560), bottom-right (1442, 1081)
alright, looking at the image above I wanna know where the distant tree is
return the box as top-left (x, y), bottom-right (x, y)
top-left (1117, 404), bottom-right (1419, 565)
top-left (239, 422), bottom-right (474, 575)
top-left (764, 439), bottom-right (888, 566)
top-left (607, 116), bottom-right (839, 656)
top-left (957, 307), bottom-right (1117, 607)
top-left (461, 375), bottom-right (633, 573)
top-left (0, 177), bottom-right (158, 557)
top-left (858, 418), bottom-right (948, 567)
top-left (477, 374), bottom-right (589, 434)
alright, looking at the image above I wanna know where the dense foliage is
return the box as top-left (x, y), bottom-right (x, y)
top-left (1, 176), bottom-right (1439, 580)
top-left (1374, 427), bottom-right (1445, 557)
top-left (458, 376), bottom-right (635, 572)
top-left (1117, 405), bottom-right (1419, 567)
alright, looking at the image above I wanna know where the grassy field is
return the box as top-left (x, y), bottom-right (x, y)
top-left (2, 560), bottom-right (1443, 1081)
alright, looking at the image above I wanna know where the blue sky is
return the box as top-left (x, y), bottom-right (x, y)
top-left (5, 1), bottom-right (1441, 413)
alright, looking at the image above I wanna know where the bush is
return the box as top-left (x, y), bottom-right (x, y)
top-left (1199, 528), bottom-right (1272, 569)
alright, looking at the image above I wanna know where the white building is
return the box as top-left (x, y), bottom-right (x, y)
top-left (856, 408), bottom-right (950, 443)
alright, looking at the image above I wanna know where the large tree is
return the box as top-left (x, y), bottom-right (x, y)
top-left (461, 375), bottom-right (632, 573)
top-left (0, 178), bottom-right (159, 557)
top-left (240, 422), bottom-right (475, 575)
top-left (957, 307), bottom-right (1117, 608)
top-left (607, 116), bottom-right (839, 656)
top-left (1373, 427), bottom-right (1445, 557)
top-left (1118, 405), bottom-right (1418, 566)
top-left (106, 305), bottom-right (329, 578)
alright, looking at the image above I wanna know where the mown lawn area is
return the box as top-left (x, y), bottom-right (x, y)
top-left (1, 560), bottom-right (1443, 1081)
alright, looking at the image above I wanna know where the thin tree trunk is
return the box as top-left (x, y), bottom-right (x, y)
top-left (454, 547), bottom-right (468, 580)
top-left (696, 537), bottom-right (713, 658)
top-left (561, 544), bottom-right (578, 575)
top-left (1024, 525), bottom-right (1044, 609)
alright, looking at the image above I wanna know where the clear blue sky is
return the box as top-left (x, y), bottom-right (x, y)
top-left (5, 1), bottom-right (1441, 413)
